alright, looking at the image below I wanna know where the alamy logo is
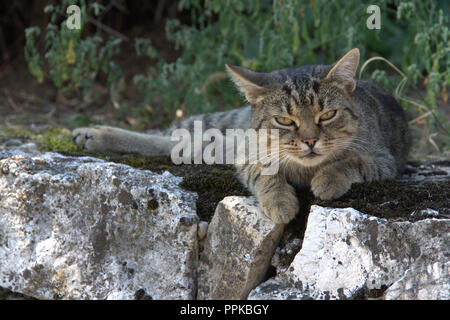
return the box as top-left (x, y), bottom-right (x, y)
top-left (170, 121), bottom-right (280, 175)
top-left (366, 5), bottom-right (381, 29)
top-left (66, 5), bottom-right (81, 30)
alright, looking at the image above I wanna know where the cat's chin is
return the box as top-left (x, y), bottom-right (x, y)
top-left (286, 152), bottom-right (326, 167)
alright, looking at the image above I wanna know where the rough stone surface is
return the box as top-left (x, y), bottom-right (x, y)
top-left (1, 143), bottom-right (448, 301)
top-left (247, 277), bottom-right (313, 300)
top-left (249, 205), bottom-right (449, 300)
top-left (384, 261), bottom-right (449, 300)
top-left (0, 149), bottom-right (199, 300)
top-left (197, 196), bottom-right (284, 300)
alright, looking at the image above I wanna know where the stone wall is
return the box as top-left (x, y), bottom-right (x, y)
top-left (1, 145), bottom-right (448, 300)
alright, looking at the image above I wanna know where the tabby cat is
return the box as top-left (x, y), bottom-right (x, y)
top-left (73, 48), bottom-right (411, 224)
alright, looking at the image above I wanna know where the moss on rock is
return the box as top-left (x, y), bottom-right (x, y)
top-left (98, 155), bottom-right (252, 222)
top-left (179, 168), bottom-right (251, 221)
top-left (0, 127), bottom-right (82, 153)
top-left (37, 128), bottom-right (82, 152)
top-left (97, 154), bottom-right (448, 223)
top-left (58, 152), bottom-right (250, 221)
top-left (2, 128), bottom-right (448, 223)
top-left (313, 179), bottom-right (449, 222)
top-left (0, 127), bottom-right (35, 139)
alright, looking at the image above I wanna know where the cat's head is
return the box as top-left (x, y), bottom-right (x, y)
top-left (226, 48), bottom-right (360, 167)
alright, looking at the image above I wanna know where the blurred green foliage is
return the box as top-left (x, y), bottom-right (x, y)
top-left (25, 0), bottom-right (122, 99)
top-left (136, 0), bottom-right (448, 118)
top-left (25, 0), bottom-right (448, 127)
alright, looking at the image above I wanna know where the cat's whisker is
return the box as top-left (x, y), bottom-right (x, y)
top-left (245, 148), bottom-right (281, 164)
top-left (322, 140), bottom-right (375, 154)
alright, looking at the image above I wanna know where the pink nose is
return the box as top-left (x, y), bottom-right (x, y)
top-left (302, 138), bottom-right (318, 148)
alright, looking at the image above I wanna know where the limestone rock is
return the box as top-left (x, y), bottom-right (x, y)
top-left (0, 150), bottom-right (199, 300)
top-left (248, 277), bottom-right (312, 300)
top-left (249, 205), bottom-right (449, 300)
top-left (197, 196), bottom-right (284, 300)
top-left (2, 143), bottom-right (448, 301)
top-left (384, 261), bottom-right (449, 300)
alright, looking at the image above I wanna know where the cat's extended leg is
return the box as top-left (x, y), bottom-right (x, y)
top-left (311, 153), bottom-right (397, 200)
top-left (72, 126), bottom-right (174, 156)
top-left (237, 162), bottom-right (299, 224)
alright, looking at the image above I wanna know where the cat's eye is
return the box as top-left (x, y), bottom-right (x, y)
top-left (319, 110), bottom-right (337, 121)
top-left (274, 116), bottom-right (295, 126)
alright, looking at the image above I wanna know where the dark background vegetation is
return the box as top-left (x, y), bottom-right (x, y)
top-left (0, 0), bottom-right (448, 159)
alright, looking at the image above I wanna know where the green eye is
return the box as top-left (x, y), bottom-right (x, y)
top-left (274, 116), bottom-right (295, 126)
top-left (320, 110), bottom-right (337, 121)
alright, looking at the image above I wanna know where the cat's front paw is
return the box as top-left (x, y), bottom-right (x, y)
top-left (258, 190), bottom-right (299, 224)
top-left (72, 126), bottom-right (113, 152)
top-left (311, 171), bottom-right (352, 200)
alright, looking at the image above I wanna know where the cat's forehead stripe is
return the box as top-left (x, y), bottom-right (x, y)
top-left (282, 84), bottom-right (292, 96)
top-left (312, 80), bottom-right (320, 94)
top-left (287, 97), bottom-right (296, 115)
top-left (308, 92), bottom-right (315, 106)
top-left (318, 97), bottom-right (324, 111)
top-left (281, 76), bottom-right (321, 113)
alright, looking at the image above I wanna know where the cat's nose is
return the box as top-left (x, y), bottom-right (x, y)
top-left (302, 137), bottom-right (318, 148)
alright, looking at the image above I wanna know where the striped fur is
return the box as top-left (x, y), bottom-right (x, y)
top-left (73, 49), bottom-right (411, 224)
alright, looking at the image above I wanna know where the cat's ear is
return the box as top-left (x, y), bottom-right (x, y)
top-left (326, 48), bottom-right (360, 94)
top-left (226, 64), bottom-right (270, 104)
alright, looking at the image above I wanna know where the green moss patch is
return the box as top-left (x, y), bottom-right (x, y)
top-left (179, 168), bottom-right (251, 221)
top-left (0, 127), bottom-right (35, 139)
top-left (38, 128), bottom-right (82, 152)
top-left (0, 127), bottom-right (82, 153)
